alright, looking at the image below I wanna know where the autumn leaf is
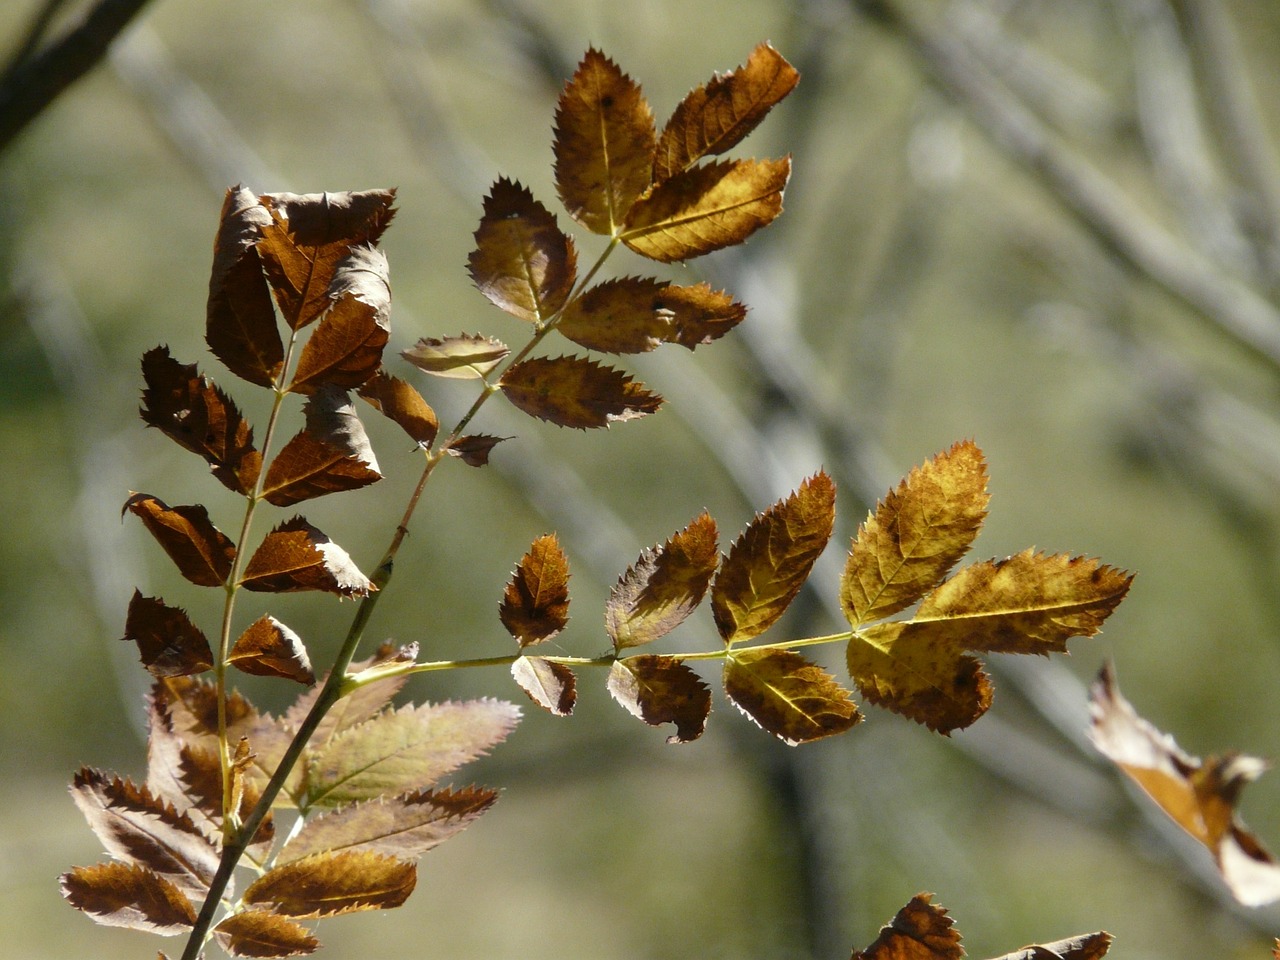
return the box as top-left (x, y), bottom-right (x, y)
top-left (556, 278), bottom-right (747, 354)
top-left (262, 386), bottom-right (381, 507)
top-left (229, 615), bottom-right (314, 684)
top-left (445, 434), bottom-right (508, 466)
top-left (852, 893), bottom-right (961, 960)
top-left (240, 516), bottom-right (374, 597)
top-left (213, 910), bottom-right (318, 958)
top-left (1089, 662), bottom-right (1280, 906)
top-left (654, 42), bottom-right (799, 182)
top-left (554, 48), bottom-right (656, 234)
top-left (401, 334), bottom-right (510, 380)
top-left (511, 656), bottom-right (577, 716)
top-left (606, 512), bottom-right (719, 650)
top-left (607, 655), bottom-right (711, 744)
top-left (988, 933), bottom-right (1114, 960)
top-left (357, 372), bottom-right (439, 446)
top-left (723, 648), bottom-right (861, 745)
top-left (123, 494), bottom-right (236, 588)
top-left (499, 534), bottom-right (571, 646)
top-left (242, 850), bottom-right (415, 917)
top-left (499, 355), bottom-right (661, 428)
top-left (711, 472), bottom-right (835, 644)
top-left (60, 862), bottom-right (196, 935)
top-left (177, 743), bottom-right (275, 860)
top-left (121, 591), bottom-right (213, 677)
top-left (288, 247), bottom-right (390, 393)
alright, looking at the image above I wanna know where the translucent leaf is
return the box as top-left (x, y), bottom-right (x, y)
top-left (357, 372), bottom-right (439, 446)
top-left (511, 656), bottom-right (577, 716)
top-left (123, 494), bottom-right (236, 588)
top-left (852, 893), bottom-right (961, 960)
top-left (988, 932), bottom-right (1113, 960)
top-left (60, 861), bottom-right (196, 934)
top-left (177, 743), bottom-right (275, 861)
top-left (240, 517), bottom-right (374, 597)
top-left (554, 48), bottom-right (656, 234)
top-left (230, 615), bottom-right (315, 685)
top-left (242, 850), bottom-right (415, 917)
top-left (262, 386), bottom-right (381, 507)
top-left (284, 643), bottom-right (419, 754)
top-left (140, 346), bottom-right (262, 494)
top-left (722, 648), bottom-right (861, 745)
top-left (121, 590), bottom-right (213, 677)
top-left (557, 279), bottom-right (745, 354)
top-left (607, 655), bottom-right (711, 744)
top-left (499, 534), bottom-right (571, 646)
top-left (654, 42), bottom-right (799, 182)
top-left (468, 179), bottom-right (577, 324)
top-left (621, 156), bottom-right (790, 262)
top-left (606, 512), bottom-right (718, 650)
top-left (302, 699), bottom-right (520, 807)
top-left (1089, 662), bottom-right (1280, 906)
top-left (288, 248), bottom-right (391, 394)
top-left (401, 334), bottom-right (510, 380)
top-left (842, 440), bottom-right (988, 627)
top-left (445, 434), bottom-right (508, 466)
top-left (710, 472), bottom-right (835, 644)
top-left (499, 355), bottom-right (661, 428)
top-left (213, 910), bottom-right (318, 958)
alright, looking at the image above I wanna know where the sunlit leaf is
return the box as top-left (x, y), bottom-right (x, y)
top-left (445, 434), bottom-right (509, 466)
top-left (499, 355), bottom-right (661, 428)
top-left (499, 533), bottom-right (571, 646)
top-left (60, 862), bottom-right (196, 935)
top-left (723, 648), bottom-right (861, 745)
top-left (242, 850), bottom-right (415, 917)
top-left (511, 656), bottom-right (577, 716)
top-left (556, 279), bottom-right (745, 354)
top-left (176, 743), bottom-right (275, 861)
top-left (285, 643), bottom-right (419, 754)
top-left (988, 932), bottom-right (1113, 960)
top-left (121, 590), bottom-right (213, 677)
top-left (851, 893), bottom-right (961, 960)
top-left (213, 910), bottom-right (318, 958)
top-left (288, 247), bottom-right (391, 393)
top-left (230, 615), bottom-right (314, 685)
top-left (240, 516), bottom-right (374, 597)
top-left (607, 655), bottom-right (711, 743)
top-left (123, 494), bottom-right (235, 588)
top-left (262, 386), bottom-right (381, 506)
top-left (357, 372), bottom-right (438, 446)
top-left (401, 334), bottom-right (510, 380)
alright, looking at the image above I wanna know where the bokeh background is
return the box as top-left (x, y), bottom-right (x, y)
top-left (4, 0), bottom-right (1280, 957)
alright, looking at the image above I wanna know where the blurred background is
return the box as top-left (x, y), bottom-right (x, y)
top-left (3, 0), bottom-right (1280, 957)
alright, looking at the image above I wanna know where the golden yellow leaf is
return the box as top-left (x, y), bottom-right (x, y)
top-left (242, 850), bottom-right (416, 917)
top-left (499, 355), bottom-right (661, 429)
top-left (499, 534), bottom-right (571, 646)
top-left (213, 909), bottom-right (319, 957)
top-left (60, 861), bottom-right (196, 935)
top-left (722, 648), bottom-right (861, 745)
top-left (557, 278), bottom-right (747, 354)
top-left (607, 655), bottom-right (711, 744)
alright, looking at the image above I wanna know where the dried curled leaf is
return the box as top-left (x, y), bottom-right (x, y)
top-left (511, 656), bottom-right (577, 716)
top-left (499, 534), bottom-right (571, 646)
top-left (723, 648), bottom-right (861, 745)
top-left (557, 278), bottom-right (747, 354)
top-left (229, 615), bottom-right (314, 685)
top-left (122, 590), bottom-right (214, 677)
top-left (262, 386), bottom-right (381, 507)
top-left (988, 932), bottom-right (1113, 960)
top-left (123, 494), bottom-right (236, 588)
top-left (213, 910), bottom-right (319, 958)
top-left (357, 372), bottom-right (438, 446)
top-left (852, 893), bottom-right (961, 960)
top-left (240, 516), bottom-right (374, 597)
top-left (607, 655), bottom-right (711, 744)
top-left (401, 334), bottom-right (510, 380)
top-left (499, 355), bottom-right (662, 428)
top-left (60, 861), bottom-right (196, 935)
top-left (242, 850), bottom-right (415, 917)
top-left (445, 434), bottom-right (508, 467)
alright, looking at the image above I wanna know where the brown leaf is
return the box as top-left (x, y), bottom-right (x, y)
top-left (445, 434), bottom-right (509, 466)
top-left (288, 248), bottom-right (391, 393)
top-left (123, 493), bottom-right (236, 588)
top-left (711, 472), bottom-right (836, 644)
top-left (1089, 662), bottom-right (1280, 906)
top-left (213, 910), bottom-right (319, 958)
top-left (468, 179), bottom-right (577, 323)
top-left (851, 893), bottom-right (962, 960)
top-left (607, 655), bottom-right (711, 744)
top-left (262, 386), bottom-right (381, 506)
top-left (723, 648), bottom-right (861, 745)
top-left (988, 932), bottom-right (1113, 960)
top-left (654, 42), bottom-right (800, 182)
top-left (60, 862), bottom-right (196, 935)
top-left (511, 656), bottom-right (577, 716)
top-left (499, 355), bottom-right (661, 428)
top-left (207, 185), bottom-right (283, 388)
top-left (556, 279), bottom-right (746, 354)
top-left (140, 346), bottom-right (262, 494)
top-left (357, 372), bottom-right (439, 446)
top-left (621, 156), bottom-right (790, 262)
top-left (606, 512), bottom-right (719, 650)
top-left (554, 48), bottom-right (656, 234)
top-left (121, 590), bottom-right (213, 677)
top-left (656, 281), bottom-right (748, 349)
top-left (230, 615), bottom-right (315, 684)
top-left (242, 850), bottom-right (415, 917)
top-left (240, 516), bottom-right (374, 597)
top-left (176, 743), bottom-right (275, 860)
top-left (499, 534), bottom-right (571, 646)
top-left (401, 333), bottom-right (510, 380)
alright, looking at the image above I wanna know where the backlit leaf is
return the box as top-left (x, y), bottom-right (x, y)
top-left (123, 494), bottom-right (236, 588)
top-left (213, 910), bottom-right (318, 958)
top-left (230, 615), bottom-right (314, 685)
top-left (262, 386), bottom-right (381, 506)
top-left (445, 434), bottom-right (509, 466)
top-left (851, 893), bottom-right (961, 960)
top-left (499, 533), bottom-right (571, 646)
top-left (60, 862), bottom-right (196, 934)
top-left (606, 512), bottom-right (719, 650)
top-left (240, 516), bottom-right (374, 597)
top-left (654, 42), bottom-right (799, 182)
top-left (988, 932), bottom-right (1113, 960)
top-left (499, 355), bottom-right (661, 428)
top-left (556, 279), bottom-right (746, 354)
top-left (1089, 662), bottom-right (1280, 906)
top-left (607, 655), bottom-right (711, 744)
top-left (121, 590), bottom-right (213, 677)
top-left (140, 346), bottom-right (262, 495)
top-left (177, 743), bottom-right (275, 860)
top-left (554, 48), bottom-right (656, 235)
top-left (511, 656), bottom-right (577, 716)
top-left (357, 372), bottom-right (438, 446)
top-left (469, 179), bottom-right (576, 324)
top-left (723, 648), bottom-right (861, 745)
top-left (711, 472), bottom-right (835, 644)
top-left (842, 440), bottom-right (988, 627)
top-left (285, 643), bottom-right (419, 754)
top-left (243, 850), bottom-right (415, 917)
top-left (621, 156), bottom-right (790, 262)
top-left (288, 247), bottom-right (391, 393)
top-left (401, 334), bottom-right (510, 380)
top-left (655, 282), bottom-right (748, 349)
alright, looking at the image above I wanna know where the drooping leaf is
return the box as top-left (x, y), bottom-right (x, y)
top-left (60, 861), bottom-right (196, 934)
top-left (606, 512), bottom-right (719, 650)
top-left (1089, 662), bottom-right (1280, 906)
top-left (499, 533), bottom-right (571, 646)
top-left (841, 440), bottom-right (989, 627)
top-left (401, 334), bottom-right (510, 380)
top-left (554, 48), bottom-right (656, 235)
top-left (121, 590), bottom-right (213, 677)
top-left (499, 355), bottom-right (662, 428)
top-left (262, 386), bottom-right (381, 506)
top-left (511, 656), bottom-right (577, 716)
top-left (445, 434), bottom-right (509, 466)
top-left (288, 247), bottom-right (391, 393)
top-left (278, 786), bottom-right (498, 864)
top-left (240, 517), bottom-right (374, 597)
top-left (710, 472), bottom-right (836, 644)
top-left (229, 615), bottom-right (314, 685)
top-left (851, 893), bottom-right (962, 960)
top-left (140, 346), bottom-right (262, 494)
top-left (357, 372), bottom-right (439, 446)
top-left (620, 156), bottom-right (790, 262)
top-left (556, 279), bottom-right (746, 354)
top-left (607, 655), bottom-right (711, 744)
top-left (468, 179), bottom-right (577, 324)
top-left (302, 699), bottom-right (520, 807)
top-left (213, 910), bottom-right (318, 958)
top-left (242, 850), bottom-right (415, 917)
top-left (123, 494), bottom-right (236, 588)
top-left (723, 648), bottom-right (861, 745)
top-left (987, 932), bottom-right (1113, 960)
top-left (207, 185), bottom-right (283, 388)
top-left (654, 42), bottom-right (800, 182)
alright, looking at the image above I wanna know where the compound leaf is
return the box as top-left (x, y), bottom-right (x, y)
top-left (242, 850), bottom-right (415, 918)
top-left (121, 590), bottom-right (213, 678)
top-left (499, 355), bottom-right (661, 428)
top-left (723, 648), bottom-right (861, 745)
top-left (240, 516), bottom-right (374, 597)
top-left (213, 910), bottom-right (318, 958)
top-left (511, 656), bottom-right (577, 716)
top-left (60, 862), bottom-right (196, 935)
top-left (401, 334), bottom-right (509, 380)
top-left (499, 533), bottom-right (571, 646)
top-left (357, 372), bottom-right (438, 446)
top-left (607, 655), bottom-right (711, 744)
top-left (229, 615), bottom-right (314, 685)
top-left (124, 494), bottom-right (236, 588)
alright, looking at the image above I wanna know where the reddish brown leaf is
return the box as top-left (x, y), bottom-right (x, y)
top-left (357, 372), bottom-right (438, 446)
top-left (607, 655), bottom-right (711, 743)
top-left (445, 434), bottom-right (509, 466)
top-left (499, 534), bottom-right (571, 646)
top-left (262, 387), bottom-right (381, 507)
top-left (711, 472), bottom-right (836, 644)
top-left (654, 42), bottom-right (799, 182)
top-left (499, 355), bottom-right (661, 428)
top-left (557, 279), bottom-right (749, 353)
top-left (242, 850), bottom-right (415, 917)
top-left (122, 590), bottom-right (213, 677)
top-left (401, 334), bottom-right (510, 380)
top-left (140, 346), bottom-right (262, 494)
top-left (554, 49), bottom-right (656, 235)
top-left (230, 615), bottom-right (314, 684)
top-left (288, 247), bottom-right (391, 393)
top-left (511, 656), bottom-right (577, 715)
top-left (123, 493), bottom-right (236, 588)
top-left (988, 932), bottom-right (1113, 960)
top-left (852, 893), bottom-right (962, 960)
top-left (214, 910), bottom-right (318, 958)
top-left (606, 513), bottom-right (719, 650)
top-left (240, 516), bottom-right (374, 597)
top-left (723, 648), bottom-right (861, 745)
top-left (60, 862), bottom-right (196, 934)
top-left (177, 743), bottom-right (275, 861)
top-left (621, 157), bottom-right (790, 262)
